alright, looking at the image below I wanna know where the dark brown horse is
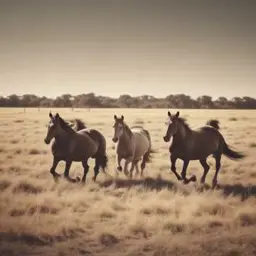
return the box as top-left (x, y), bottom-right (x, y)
top-left (163, 111), bottom-right (245, 187)
top-left (44, 112), bottom-right (108, 183)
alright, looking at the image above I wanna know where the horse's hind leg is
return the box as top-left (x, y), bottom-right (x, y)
top-left (92, 157), bottom-right (100, 182)
top-left (129, 162), bottom-right (136, 178)
top-left (170, 155), bottom-right (182, 181)
top-left (133, 160), bottom-right (140, 177)
top-left (212, 153), bottom-right (221, 188)
top-left (82, 160), bottom-right (89, 183)
top-left (199, 158), bottom-right (210, 184)
top-left (50, 157), bottom-right (60, 181)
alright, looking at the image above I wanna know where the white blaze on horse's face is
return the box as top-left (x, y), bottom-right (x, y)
top-left (44, 113), bottom-right (60, 144)
top-left (112, 115), bottom-right (124, 143)
top-left (163, 111), bottom-right (179, 142)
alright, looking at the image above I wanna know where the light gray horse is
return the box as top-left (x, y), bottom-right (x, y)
top-left (163, 111), bottom-right (245, 187)
top-left (112, 115), bottom-right (154, 178)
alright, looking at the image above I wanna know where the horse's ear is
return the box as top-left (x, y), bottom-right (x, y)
top-left (49, 112), bottom-right (53, 118)
top-left (121, 115), bottom-right (124, 120)
top-left (175, 111), bottom-right (180, 118)
top-left (114, 115), bottom-right (117, 120)
top-left (56, 113), bottom-right (60, 120)
top-left (168, 111), bottom-right (171, 117)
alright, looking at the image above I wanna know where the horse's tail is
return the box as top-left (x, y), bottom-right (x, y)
top-left (222, 138), bottom-right (245, 160)
top-left (206, 119), bottom-right (220, 130)
top-left (68, 119), bottom-right (87, 131)
top-left (142, 129), bottom-right (156, 164)
top-left (74, 119), bottom-right (87, 131)
top-left (95, 131), bottom-right (108, 171)
top-left (97, 153), bottom-right (108, 170)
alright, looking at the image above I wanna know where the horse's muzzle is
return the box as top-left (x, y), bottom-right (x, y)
top-left (163, 136), bottom-right (170, 142)
top-left (44, 138), bottom-right (50, 144)
top-left (112, 138), bottom-right (118, 143)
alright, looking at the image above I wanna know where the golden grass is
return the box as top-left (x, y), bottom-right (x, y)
top-left (0, 108), bottom-right (256, 256)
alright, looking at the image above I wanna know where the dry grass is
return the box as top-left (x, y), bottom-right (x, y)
top-left (0, 108), bottom-right (256, 256)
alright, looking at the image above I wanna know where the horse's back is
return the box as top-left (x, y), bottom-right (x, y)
top-left (79, 128), bottom-right (106, 155)
top-left (131, 127), bottom-right (150, 159)
top-left (195, 125), bottom-right (220, 136)
top-left (184, 126), bottom-right (222, 159)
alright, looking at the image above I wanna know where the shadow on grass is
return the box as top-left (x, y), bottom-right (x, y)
top-left (100, 176), bottom-right (178, 191)
top-left (99, 176), bottom-right (256, 200)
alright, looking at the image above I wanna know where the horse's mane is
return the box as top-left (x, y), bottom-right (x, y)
top-left (177, 117), bottom-right (191, 131)
top-left (123, 122), bottom-right (133, 138)
top-left (58, 117), bottom-right (75, 133)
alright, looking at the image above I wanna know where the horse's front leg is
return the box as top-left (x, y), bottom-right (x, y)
top-left (50, 157), bottom-right (61, 181)
top-left (123, 157), bottom-right (132, 176)
top-left (181, 160), bottom-right (196, 184)
top-left (129, 162), bottom-right (136, 178)
top-left (64, 160), bottom-right (77, 183)
top-left (170, 154), bottom-right (182, 181)
top-left (116, 154), bottom-right (122, 172)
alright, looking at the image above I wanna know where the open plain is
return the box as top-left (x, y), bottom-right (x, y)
top-left (0, 108), bottom-right (255, 256)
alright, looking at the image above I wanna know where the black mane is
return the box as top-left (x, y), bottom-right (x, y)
top-left (124, 122), bottom-right (133, 138)
top-left (177, 117), bottom-right (191, 131)
top-left (58, 117), bottom-right (75, 133)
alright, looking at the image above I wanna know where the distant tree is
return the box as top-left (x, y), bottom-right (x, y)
top-left (21, 94), bottom-right (40, 107)
top-left (197, 95), bottom-right (213, 108)
top-left (7, 94), bottom-right (20, 107)
top-left (242, 97), bottom-right (256, 109)
top-left (117, 94), bottom-right (134, 107)
top-left (231, 97), bottom-right (243, 108)
top-left (0, 97), bottom-right (7, 107)
top-left (0, 92), bottom-right (255, 109)
top-left (40, 97), bottom-right (53, 107)
top-left (214, 97), bottom-right (229, 109)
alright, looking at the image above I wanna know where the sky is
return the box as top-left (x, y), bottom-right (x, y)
top-left (0, 0), bottom-right (255, 99)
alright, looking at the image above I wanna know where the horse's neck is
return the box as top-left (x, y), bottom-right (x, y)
top-left (172, 124), bottom-right (191, 148)
top-left (55, 129), bottom-right (73, 144)
top-left (119, 125), bottom-right (133, 146)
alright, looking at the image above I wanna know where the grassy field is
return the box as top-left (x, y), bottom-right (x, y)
top-left (0, 108), bottom-right (256, 256)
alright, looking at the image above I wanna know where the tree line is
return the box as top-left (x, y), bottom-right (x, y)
top-left (0, 93), bottom-right (256, 109)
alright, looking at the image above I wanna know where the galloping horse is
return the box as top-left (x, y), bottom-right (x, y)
top-left (44, 112), bottom-right (108, 183)
top-left (163, 111), bottom-right (245, 187)
top-left (112, 115), bottom-right (154, 178)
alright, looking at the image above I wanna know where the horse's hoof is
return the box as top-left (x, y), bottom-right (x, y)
top-left (183, 179), bottom-right (189, 185)
top-left (191, 175), bottom-right (197, 182)
top-left (117, 166), bottom-right (122, 172)
top-left (124, 171), bottom-right (129, 176)
top-left (76, 176), bottom-right (81, 182)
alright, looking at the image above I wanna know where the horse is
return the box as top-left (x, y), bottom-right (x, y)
top-left (112, 115), bottom-right (154, 178)
top-left (163, 111), bottom-right (245, 188)
top-left (44, 112), bottom-right (108, 183)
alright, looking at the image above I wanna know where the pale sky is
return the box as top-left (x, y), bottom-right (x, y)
top-left (0, 0), bottom-right (255, 99)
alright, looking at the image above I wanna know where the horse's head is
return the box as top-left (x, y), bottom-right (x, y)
top-left (163, 111), bottom-right (180, 142)
top-left (44, 112), bottom-right (62, 144)
top-left (112, 114), bottom-right (124, 143)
